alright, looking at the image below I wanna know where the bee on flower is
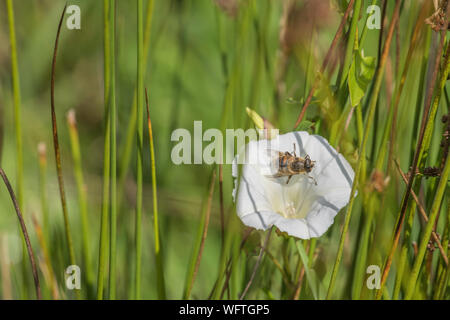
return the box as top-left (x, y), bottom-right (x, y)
top-left (232, 131), bottom-right (355, 239)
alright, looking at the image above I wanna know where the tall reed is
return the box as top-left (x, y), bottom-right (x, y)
top-left (50, 4), bottom-right (79, 299)
top-left (108, 0), bottom-right (118, 300)
top-left (0, 168), bottom-right (40, 299)
top-left (145, 89), bottom-right (166, 299)
top-left (326, 0), bottom-right (402, 299)
top-left (6, 0), bottom-right (27, 298)
top-left (97, 0), bottom-right (111, 300)
top-left (67, 111), bottom-right (93, 292)
top-left (135, 0), bottom-right (144, 299)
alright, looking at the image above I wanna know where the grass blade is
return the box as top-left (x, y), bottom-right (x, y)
top-left (326, 0), bottom-right (401, 299)
top-left (183, 169), bottom-right (216, 299)
top-left (0, 168), bottom-right (41, 299)
top-left (50, 4), bottom-right (79, 299)
top-left (135, 0), bottom-right (144, 299)
top-left (145, 89), bottom-right (166, 299)
top-left (376, 29), bottom-right (449, 300)
top-left (405, 150), bottom-right (450, 298)
top-left (97, 0), bottom-right (111, 300)
top-left (295, 240), bottom-right (319, 300)
top-left (118, 0), bottom-right (154, 209)
top-left (108, 0), bottom-right (118, 300)
top-left (67, 111), bottom-right (93, 292)
top-left (6, 0), bottom-right (23, 210)
top-left (293, 0), bottom-right (355, 129)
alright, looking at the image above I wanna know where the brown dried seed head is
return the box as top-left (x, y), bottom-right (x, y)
top-left (423, 166), bottom-right (440, 177)
top-left (38, 142), bottom-right (47, 164)
top-left (425, 0), bottom-right (450, 31)
top-left (67, 109), bottom-right (77, 127)
top-left (369, 170), bottom-right (390, 193)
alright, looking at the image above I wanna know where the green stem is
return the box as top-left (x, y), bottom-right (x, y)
top-left (6, 0), bottom-right (23, 211)
top-left (6, 0), bottom-right (27, 299)
top-left (183, 169), bottom-right (216, 299)
top-left (50, 4), bottom-right (79, 299)
top-left (0, 168), bottom-right (41, 299)
top-left (145, 89), bottom-right (166, 299)
top-left (109, 0), bottom-right (117, 300)
top-left (403, 43), bottom-right (450, 298)
top-left (67, 111), bottom-right (93, 292)
top-left (97, 0), bottom-right (111, 300)
top-left (337, 0), bottom-right (362, 89)
top-left (37, 143), bottom-right (50, 251)
top-left (135, 0), bottom-right (144, 300)
top-left (405, 154), bottom-right (450, 299)
top-left (118, 0), bottom-right (154, 209)
top-left (326, 0), bottom-right (401, 299)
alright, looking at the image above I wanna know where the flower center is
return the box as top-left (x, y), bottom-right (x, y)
top-left (284, 201), bottom-right (298, 218)
top-left (270, 178), bottom-right (318, 220)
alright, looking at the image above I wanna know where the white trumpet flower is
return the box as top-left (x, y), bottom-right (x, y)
top-left (232, 131), bottom-right (355, 239)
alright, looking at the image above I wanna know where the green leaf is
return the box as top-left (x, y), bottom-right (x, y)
top-left (348, 50), bottom-right (376, 107)
top-left (296, 120), bottom-right (315, 132)
top-left (294, 240), bottom-right (319, 300)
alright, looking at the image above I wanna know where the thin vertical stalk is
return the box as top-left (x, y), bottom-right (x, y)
top-left (376, 32), bottom-right (449, 300)
top-left (374, 3), bottom-right (428, 171)
top-left (108, 0), bottom-right (117, 300)
top-left (145, 89), bottom-right (166, 299)
top-left (37, 143), bottom-right (49, 248)
top-left (293, 0), bottom-right (355, 129)
top-left (352, 6), bottom-right (428, 299)
top-left (329, 0), bottom-right (362, 145)
top-left (239, 229), bottom-right (272, 300)
top-left (219, 164), bottom-right (225, 248)
top-left (135, 0), bottom-right (144, 300)
top-left (97, 0), bottom-right (111, 300)
top-left (183, 169), bottom-right (216, 299)
top-left (50, 4), bottom-right (79, 299)
top-left (6, 0), bottom-right (26, 298)
top-left (392, 24), bottom-right (432, 300)
top-left (405, 155), bottom-right (450, 299)
top-left (337, 0), bottom-right (362, 89)
top-left (394, 160), bottom-right (448, 265)
top-left (31, 214), bottom-right (58, 299)
top-left (434, 202), bottom-right (449, 299)
top-left (326, 0), bottom-right (401, 299)
top-left (0, 98), bottom-right (3, 161)
top-left (0, 168), bottom-right (41, 300)
top-left (403, 42), bottom-right (450, 298)
top-left (67, 111), bottom-right (93, 289)
top-left (118, 0), bottom-right (154, 208)
top-left (37, 144), bottom-right (58, 299)
top-left (6, 0), bottom-right (23, 211)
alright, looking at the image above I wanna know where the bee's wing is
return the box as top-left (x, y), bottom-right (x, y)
top-left (264, 148), bottom-right (283, 160)
top-left (263, 149), bottom-right (283, 177)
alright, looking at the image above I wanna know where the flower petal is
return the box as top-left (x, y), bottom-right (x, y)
top-left (233, 131), bottom-right (355, 239)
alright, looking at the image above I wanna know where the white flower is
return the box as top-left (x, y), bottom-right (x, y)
top-left (232, 131), bottom-right (355, 239)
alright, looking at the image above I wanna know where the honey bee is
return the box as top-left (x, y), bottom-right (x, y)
top-left (270, 143), bottom-right (317, 185)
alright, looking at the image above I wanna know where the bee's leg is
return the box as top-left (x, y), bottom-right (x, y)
top-left (308, 175), bottom-right (317, 186)
top-left (286, 175), bottom-right (293, 184)
top-left (293, 143), bottom-right (297, 157)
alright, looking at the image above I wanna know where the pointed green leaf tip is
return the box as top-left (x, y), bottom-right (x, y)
top-left (348, 49), bottom-right (376, 107)
top-left (246, 107), bottom-right (265, 130)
